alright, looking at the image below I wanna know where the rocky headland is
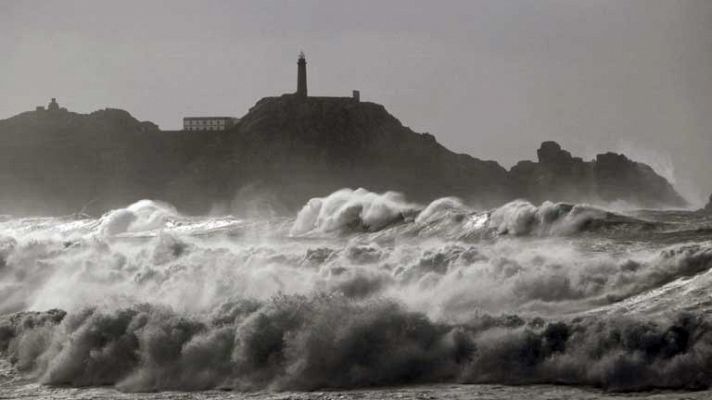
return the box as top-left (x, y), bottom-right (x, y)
top-left (0, 95), bottom-right (687, 215)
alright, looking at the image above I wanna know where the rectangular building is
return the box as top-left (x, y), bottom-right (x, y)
top-left (183, 116), bottom-right (239, 132)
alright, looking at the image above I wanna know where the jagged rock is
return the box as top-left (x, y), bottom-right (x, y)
top-left (510, 141), bottom-right (685, 208)
top-left (537, 141), bottom-right (573, 166)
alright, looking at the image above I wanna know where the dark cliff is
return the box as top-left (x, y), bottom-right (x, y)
top-left (166, 95), bottom-right (512, 212)
top-left (0, 107), bottom-right (214, 214)
top-left (0, 97), bottom-right (686, 215)
top-left (510, 141), bottom-right (686, 208)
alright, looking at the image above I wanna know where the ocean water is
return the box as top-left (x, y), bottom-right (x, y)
top-left (1, 189), bottom-right (712, 399)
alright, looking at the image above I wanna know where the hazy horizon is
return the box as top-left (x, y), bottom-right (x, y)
top-left (3, 0), bottom-right (711, 204)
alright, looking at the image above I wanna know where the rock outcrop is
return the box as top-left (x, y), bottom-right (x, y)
top-left (0, 96), bottom-right (687, 215)
top-left (510, 141), bottom-right (686, 208)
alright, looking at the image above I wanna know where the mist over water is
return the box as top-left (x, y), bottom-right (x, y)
top-left (2, 188), bottom-right (712, 395)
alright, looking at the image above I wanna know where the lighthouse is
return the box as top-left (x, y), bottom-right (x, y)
top-left (297, 51), bottom-right (307, 98)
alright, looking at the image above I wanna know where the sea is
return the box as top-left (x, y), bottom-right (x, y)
top-left (1, 188), bottom-right (712, 399)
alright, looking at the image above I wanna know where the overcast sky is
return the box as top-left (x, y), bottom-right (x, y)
top-left (2, 0), bottom-right (711, 204)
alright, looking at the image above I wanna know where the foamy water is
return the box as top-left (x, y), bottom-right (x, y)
top-left (1, 188), bottom-right (712, 397)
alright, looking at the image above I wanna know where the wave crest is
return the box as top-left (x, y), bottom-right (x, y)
top-left (290, 188), bottom-right (420, 235)
top-left (98, 200), bottom-right (178, 236)
top-left (3, 299), bottom-right (712, 391)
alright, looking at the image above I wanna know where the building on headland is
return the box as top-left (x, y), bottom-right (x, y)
top-left (294, 52), bottom-right (360, 102)
top-left (183, 116), bottom-right (239, 132)
top-left (297, 51), bottom-right (307, 97)
top-left (180, 52), bottom-right (359, 130)
top-left (36, 98), bottom-right (67, 113)
top-left (48, 98), bottom-right (60, 112)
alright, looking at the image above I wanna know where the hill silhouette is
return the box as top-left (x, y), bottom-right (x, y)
top-left (0, 96), bottom-right (686, 215)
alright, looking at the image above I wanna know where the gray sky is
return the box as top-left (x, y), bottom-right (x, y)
top-left (2, 0), bottom-right (711, 204)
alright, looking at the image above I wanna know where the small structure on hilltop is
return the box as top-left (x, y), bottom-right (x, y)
top-left (297, 51), bottom-right (308, 98)
top-left (293, 52), bottom-right (361, 102)
top-left (48, 98), bottom-right (60, 112)
top-left (181, 52), bottom-right (361, 131)
top-left (36, 98), bottom-right (67, 113)
top-left (183, 116), bottom-right (239, 132)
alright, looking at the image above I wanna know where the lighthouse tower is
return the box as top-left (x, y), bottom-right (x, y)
top-left (297, 51), bottom-right (307, 98)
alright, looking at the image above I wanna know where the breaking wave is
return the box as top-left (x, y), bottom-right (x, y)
top-left (290, 188), bottom-right (419, 235)
top-left (0, 188), bottom-right (711, 392)
top-left (98, 199), bottom-right (178, 236)
top-left (290, 189), bottom-right (659, 239)
top-left (3, 299), bottom-right (712, 391)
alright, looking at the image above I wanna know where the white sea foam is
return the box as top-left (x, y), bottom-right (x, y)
top-left (0, 189), bottom-right (711, 392)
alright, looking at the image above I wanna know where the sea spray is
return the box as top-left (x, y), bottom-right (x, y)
top-left (0, 189), bottom-right (711, 392)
